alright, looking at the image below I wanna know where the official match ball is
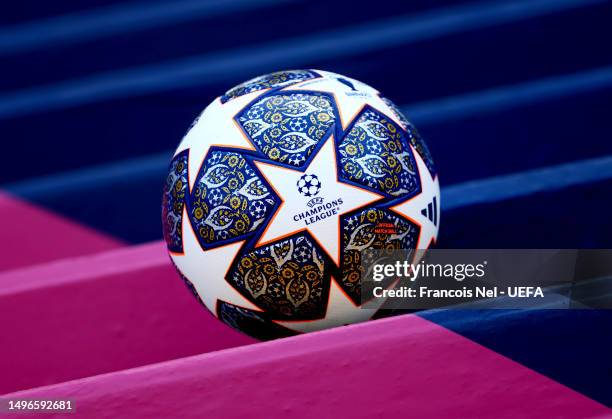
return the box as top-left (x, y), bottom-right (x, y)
top-left (162, 70), bottom-right (439, 340)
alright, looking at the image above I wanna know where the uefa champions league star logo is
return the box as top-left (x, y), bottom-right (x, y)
top-left (297, 174), bottom-right (321, 197)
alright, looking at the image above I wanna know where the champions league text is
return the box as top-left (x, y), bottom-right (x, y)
top-left (293, 198), bottom-right (344, 226)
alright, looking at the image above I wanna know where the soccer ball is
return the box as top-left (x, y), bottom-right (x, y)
top-left (162, 70), bottom-right (439, 340)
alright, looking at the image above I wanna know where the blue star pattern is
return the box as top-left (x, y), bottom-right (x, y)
top-left (221, 70), bottom-right (319, 103)
top-left (162, 151), bottom-right (188, 253)
top-left (381, 95), bottom-right (436, 177)
top-left (189, 151), bottom-right (278, 247)
top-left (228, 234), bottom-right (328, 320)
top-left (338, 107), bottom-right (421, 198)
top-left (236, 92), bottom-right (336, 167)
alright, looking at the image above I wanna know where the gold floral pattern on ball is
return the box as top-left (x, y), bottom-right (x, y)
top-left (237, 92), bottom-right (336, 167)
top-left (339, 108), bottom-right (420, 197)
top-left (162, 151), bottom-right (188, 252)
top-left (190, 151), bottom-right (277, 246)
top-left (381, 95), bottom-right (436, 177)
top-left (229, 235), bottom-right (327, 320)
top-left (341, 208), bottom-right (419, 304)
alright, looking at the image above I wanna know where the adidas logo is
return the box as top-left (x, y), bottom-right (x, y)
top-left (421, 197), bottom-right (438, 226)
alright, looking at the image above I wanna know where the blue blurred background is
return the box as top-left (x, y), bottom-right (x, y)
top-left (2, 0), bottom-right (612, 248)
top-left (1, 0), bottom-right (611, 406)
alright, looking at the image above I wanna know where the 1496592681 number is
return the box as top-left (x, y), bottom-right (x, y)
top-left (2, 399), bottom-right (74, 412)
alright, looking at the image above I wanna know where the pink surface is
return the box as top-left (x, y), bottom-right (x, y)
top-left (0, 241), bottom-right (254, 395)
top-left (6, 314), bottom-right (609, 418)
top-left (0, 192), bottom-right (122, 271)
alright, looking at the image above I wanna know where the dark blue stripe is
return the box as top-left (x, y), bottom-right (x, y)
top-left (403, 66), bottom-right (612, 125)
top-left (0, 0), bottom-right (299, 55)
top-left (0, 0), bottom-right (604, 118)
top-left (443, 155), bottom-right (612, 210)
